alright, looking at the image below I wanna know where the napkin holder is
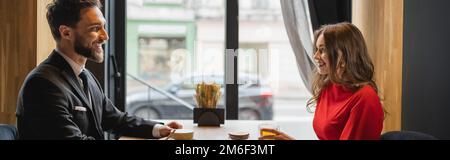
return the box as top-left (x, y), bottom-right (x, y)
top-left (193, 108), bottom-right (224, 127)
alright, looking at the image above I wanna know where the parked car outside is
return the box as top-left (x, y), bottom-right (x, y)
top-left (126, 74), bottom-right (273, 120)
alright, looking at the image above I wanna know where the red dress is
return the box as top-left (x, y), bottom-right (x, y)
top-left (313, 83), bottom-right (384, 140)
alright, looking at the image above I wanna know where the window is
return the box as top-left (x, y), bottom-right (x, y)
top-left (118, 0), bottom-right (312, 122)
top-left (125, 0), bottom-right (225, 120)
top-left (238, 0), bottom-right (312, 121)
top-left (137, 37), bottom-right (186, 84)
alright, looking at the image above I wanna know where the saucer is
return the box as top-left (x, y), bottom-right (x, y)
top-left (171, 129), bottom-right (194, 140)
top-left (228, 131), bottom-right (250, 140)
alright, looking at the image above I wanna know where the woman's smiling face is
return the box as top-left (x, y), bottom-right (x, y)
top-left (314, 34), bottom-right (330, 75)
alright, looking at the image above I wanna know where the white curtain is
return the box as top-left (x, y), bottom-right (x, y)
top-left (280, 0), bottom-right (316, 94)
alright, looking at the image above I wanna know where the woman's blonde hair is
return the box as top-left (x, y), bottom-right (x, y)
top-left (307, 22), bottom-right (379, 111)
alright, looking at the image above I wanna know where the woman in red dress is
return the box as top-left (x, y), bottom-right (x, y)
top-left (260, 22), bottom-right (384, 140)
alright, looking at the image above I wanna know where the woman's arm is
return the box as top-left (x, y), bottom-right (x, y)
top-left (339, 93), bottom-right (384, 140)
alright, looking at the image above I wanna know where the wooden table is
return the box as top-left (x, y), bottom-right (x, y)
top-left (120, 120), bottom-right (317, 140)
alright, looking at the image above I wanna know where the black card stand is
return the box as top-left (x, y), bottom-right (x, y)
top-left (193, 108), bottom-right (225, 127)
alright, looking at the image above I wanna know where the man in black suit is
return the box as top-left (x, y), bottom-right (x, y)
top-left (16, 0), bottom-right (182, 140)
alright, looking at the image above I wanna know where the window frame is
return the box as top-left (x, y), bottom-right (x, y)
top-left (105, 0), bottom-right (127, 112)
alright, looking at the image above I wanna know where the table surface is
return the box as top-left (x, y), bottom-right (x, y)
top-left (120, 120), bottom-right (317, 140)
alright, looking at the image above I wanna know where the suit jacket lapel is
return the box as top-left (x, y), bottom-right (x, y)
top-left (84, 72), bottom-right (102, 124)
top-left (63, 69), bottom-right (104, 138)
top-left (45, 51), bottom-right (93, 110)
top-left (77, 68), bottom-right (104, 138)
top-left (61, 70), bottom-right (93, 109)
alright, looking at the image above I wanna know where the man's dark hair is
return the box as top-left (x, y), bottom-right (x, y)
top-left (47, 0), bottom-right (103, 41)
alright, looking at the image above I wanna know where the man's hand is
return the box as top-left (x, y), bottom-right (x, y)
top-left (258, 128), bottom-right (295, 140)
top-left (159, 121), bottom-right (183, 137)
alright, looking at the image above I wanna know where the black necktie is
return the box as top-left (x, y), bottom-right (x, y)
top-left (79, 70), bottom-right (90, 99)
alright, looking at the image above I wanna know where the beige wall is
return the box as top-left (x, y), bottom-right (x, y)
top-left (352, 0), bottom-right (404, 132)
top-left (37, 0), bottom-right (56, 64)
top-left (0, 0), bottom-right (53, 124)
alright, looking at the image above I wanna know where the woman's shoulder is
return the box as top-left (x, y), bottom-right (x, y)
top-left (354, 85), bottom-right (380, 102)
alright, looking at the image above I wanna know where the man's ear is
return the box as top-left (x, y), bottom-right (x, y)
top-left (59, 25), bottom-right (73, 41)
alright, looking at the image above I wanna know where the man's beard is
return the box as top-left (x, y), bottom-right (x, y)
top-left (74, 34), bottom-right (104, 63)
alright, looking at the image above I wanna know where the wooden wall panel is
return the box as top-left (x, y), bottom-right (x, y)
top-left (0, 0), bottom-right (38, 124)
top-left (1, 0), bottom-right (53, 125)
top-left (352, 0), bottom-right (404, 132)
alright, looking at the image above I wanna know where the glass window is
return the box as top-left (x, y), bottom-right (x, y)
top-left (238, 0), bottom-right (313, 121)
top-left (124, 0), bottom-right (312, 122)
top-left (126, 0), bottom-right (225, 120)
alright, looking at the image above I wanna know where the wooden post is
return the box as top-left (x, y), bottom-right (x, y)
top-left (0, 0), bottom-right (54, 124)
top-left (352, 0), bottom-right (404, 132)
